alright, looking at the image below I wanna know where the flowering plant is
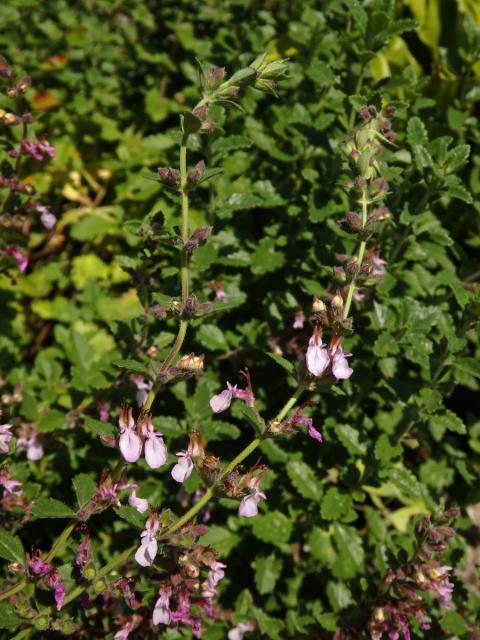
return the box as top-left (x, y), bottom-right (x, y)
top-left (1, 2), bottom-right (480, 639)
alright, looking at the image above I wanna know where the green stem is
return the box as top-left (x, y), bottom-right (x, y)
top-left (180, 132), bottom-right (189, 302)
top-left (343, 190), bottom-right (369, 319)
top-left (45, 520), bottom-right (76, 563)
top-left (0, 578), bottom-right (27, 602)
top-left (10, 628), bottom-right (31, 640)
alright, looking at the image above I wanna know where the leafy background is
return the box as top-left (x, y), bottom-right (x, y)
top-left (1, 0), bottom-right (480, 637)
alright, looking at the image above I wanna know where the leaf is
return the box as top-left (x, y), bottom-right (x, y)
top-left (345, 0), bottom-right (367, 34)
top-left (113, 505), bottom-right (145, 529)
top-left (211, 135), bottom-right (253, 154)
top-left (287, 460), bottom-right (323, 502)
top-left (307, 59), bottom-right (335, 85)
top-left (321, 488), bottom-right (353, 520)
top-left (198, 526), bottom-right (240, 556)
top-left (31, 498), bottom-right (75, 519)
top-left (37, 409), bottom-right (67, 432)
top-left (253, 607), bottom-right (285, 640)
top-left (0, 530), bottom-right (25, 567)
top-left (453, 357), bottom-right (480, 379)
top-left (407, 116), bottom-right (428, 147)
top-left (196, 324), bottom-right (228, 351)
top-left (444, 144), bottom-right (470, 174)
top-left (435, 271), bottom-right (470, 308)
top-left (73, 474), bottom-right (96, 508)
top-left (251, 511), bottom-right (293, 546)
top-left (254, 554), bottom-right (283, 595)
top-left (181, 111), bottom-right (202, 134)
top-left (0, 602), bottom-right (23, 630)
top-left (430, 410), bottom-right (466, 435)
top-left (266, 352), bottom-right (295, 375)
top-left (371, 18), bottom-right (417, 49)
top-left (336, 424), bottom-right (367, 456)
top-left (112, 359), bottom-right (150, 376)
top-left (441, 611), bottom-right (469, 635)
top-left (443, 175), bottom-right (473, 203)
top-left (375, 434), bottom-right (403, 462)
top-left (83, 416), bottom-right (115, 436)
top-left (332, 524), bottom-right (364, 578)
top-left (387, 467), bottom-right (426, 500)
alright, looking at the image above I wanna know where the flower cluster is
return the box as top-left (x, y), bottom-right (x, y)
top-left (28, 550), bottom-right (66, 611)
top-left (118, 406), bottom-right (167, 469)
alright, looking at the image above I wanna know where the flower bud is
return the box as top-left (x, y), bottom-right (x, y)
top-left (177, 353), bottom-right (204, 370)
top-left (34, 615), bottom-right (50, 630)
top-left (373, 607), bottom-right (385, 623)
top-left (185, 563), bottom-right (199, 578)
top-left (312, 297), bottom-right (326, 313)
top-left (158, 166), bottom-right (180, 186)
top-left (203, 66), bottom-right (225, 91)
top-left (269, 420), bottom-right (282, 434)
top-left (415, 571), bottom-right (427, 585)
top-left (147, 345), bottom-right (159, 357)
top-left (427, 567), bottom-right (441, 580)
top-left (226, 67), bottom-right (257, 87)
top-left (94, 578), bottom-right (107, 593)
top-left (3, 112), bottom-right (17, 125)
top-left (331, 294), bottom-right (344, 309)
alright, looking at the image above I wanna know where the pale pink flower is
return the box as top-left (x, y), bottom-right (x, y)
top-left (295, 416), bottom-right (323, 443)
top-left (372, 255), bottom-right (387, 278)
top-left (118, 406), bottom-right (142, 463)
top-left (210, 382), bottom-right (236, 413)
top-left (215, 287), bottom-right (228, 303)
top-left (239, 475), bottom-right (266, 518)
top-left (131, 374), bottom-right (152, 408)
top-left (306, 333), bottom-right (330, 376)
top-left (22, 139), bottom-right (43, 161)
top-left (114, 618), bottom-right (136, 640)
top-left (128, 489), bottom-right (149, 514)
top-left (210, 381), bottom-right (254, 413)
top-left (135, 514), bottom-right (159, 567)
top-left (331, 344), bottom-right (353, 380)
top-left (171, 450), bottom-right (194, 483)
top-left (0, 469), bottom-right (22, 495)
top-left (429, 566), bottom-right (454, 609)
top-left (293, 309), bottom-right (305, 329)
top-left (5, 246), bottom-right (28, 273)
top-left (152, 586), bottom-right (172, 625)
top-left (228, 622), bottom-right (255, 640)
top-left (17, 427), bottom-right (43, 461)
top-left (36, 138), bottom-right (55, 160)
top-left (0, 423), bottom-right (13, 453)
top-left (144, 431), bottom-right (168, 469)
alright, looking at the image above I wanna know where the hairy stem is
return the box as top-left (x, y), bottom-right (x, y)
top-left (343, 189), bottom-right (369, 319)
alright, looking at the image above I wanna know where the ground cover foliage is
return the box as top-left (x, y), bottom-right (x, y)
top-left (0, 0), bottom-right (480, 638)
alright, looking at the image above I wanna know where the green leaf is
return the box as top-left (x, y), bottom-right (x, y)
top-left (435, 270), bottom-right (470, 308)
top-left (0, 602), bottom-right (23, 630)
top-left (199, 526), bottom-right (240, 556)
top-left (430, 410), bottom-right (466, 435)
top-left (371, 18), bottom-right (417, 49)
top-left (345, 0), bottom-right (367, 34)
top-left (37, 409), bottom-right (67, 432)
top-left (196, 324), bottom-right (228, 351)
top-left (453, 357), bottom-right (480, 379)
top-left (112, 359), bottom-right (150, 376)
top-left (83, 416), bottom-right (115, 436)
top-left (253, 607), bottom-right (285, 640)
top-left (0, 530), bottom-right (25, 567)
top-left (73, 473), bottom-right (96, 508)
top-left (332, 523), bottom-right (364, 578)
top-left (407, 116), bottom-right (428, 147)
top-left (31, 498), bottom-right (75, 519)
top-left (287, 460), bottom-right (323, 502)
top-left (444, 144), bottom-right (470, 174)
top-left (441, 611), bottom-right (469, 635)
top-left (266, 352), bottom-right (295, 375)
top-left (211, 135), bottom-right (253, 155)
top-left (443, 175), bottom-right (473, 203)
top-left (113, 505), bottom-right (145, 529)
top-left (375, 434), bottom-right (403, 462)
top-left (251, 511), bottom-right (293, 546)
top-left (321, 488), bottom-right (353, 520)
top-left (181, 111), bottom-right (202, 135)
top-left (306, 59), bottom-right (335, 86)
top-left (336, 424), bottom-right (367, 456)
top-left (254, 554), bottom-right (283, 594)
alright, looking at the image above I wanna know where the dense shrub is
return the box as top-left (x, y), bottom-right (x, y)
top-left (1, 1), bottom-right (479, 638)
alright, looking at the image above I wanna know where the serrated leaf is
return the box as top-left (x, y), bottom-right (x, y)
top-left (113, 505), bottom-right (145, 529)
top-left (73, 473), bottom-right (96, 508)
top-left (375, 434), bottom-right (403, 462)
top-left (453, 357), bottom-right (480, 379)
top-left (198, 525), bottom-right (240, 556)
top-left (31, 498), bottom-right (75, 519)
top-left (266, 352), bottom-right (294, 375)
top-left (0, 530), bottom-right (25, 567)
top-left (321, 488), bottom-right (353, 520)
top-left (287, 460), bottom-right (323, 502)
top-left (112, 359), bottom-right (150, 376)
top-left (211, 135), bottom-right (253, 154)
top-left (332, 523), bottom-right (364, 577)
top-left (253, 607), bottom-right (285, 640)
top-left (336, 424), bottom-right (367, 456)
top-left (307, 59), bottom-right (335, 86)
top-left (37, 409), bottom-right (67, 432)
top-left (254, 554), bottom-right (283, 595)
top-left (443, 144), bottom-right (470, 174)
top-left (251, 511), bottom-right (292, 546)
top-left (435, 271), bottom-right (470, 308)
top-left (196, 324), bottom-right (228, 351)
top-left (345, 0), bottom-right (367, 34)
top-left (407, 116), bottom-right (428, 147)
top-left (83, 416), bottom-right (115, 436)
top-left (430, 410), bottom-right (466, 435)
top-left (443, 175), bottom-right (473, 203)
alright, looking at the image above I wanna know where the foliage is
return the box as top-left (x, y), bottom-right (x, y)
top-left (1, 0), bottom-right (480, 638)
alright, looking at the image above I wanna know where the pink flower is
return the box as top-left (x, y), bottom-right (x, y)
top-left (209, 381), bottom-right (254, 413)
top-left (0, 423), bottom-right (13, 453)
top-left (306, 332), bottom-right (330, 376)
top-left (239, 476), bottom-right (266, 518)
top-left (331, 344), bottom-right (353, 380)
top-left (128, 489), bottom-right (149, 514)
top-left (22, 139), bottom-right (43, 161)
top-left (5, 246), bottom-right (28, 273)
top-left (29, 550), bottom-right (52, 575)
top-left (215, 287), bottom-right (228, 303)
top-left (135, 513), bottom-right (159, 567)
top-left (114, 618), bottom-right (136, 640)
top-left (131, 374), bottom-right (152, 408)
top-left (210, 382), bottom-right (236, 412)
top-left (372, 255), bottom-right (387, 278)
top-left (295, 416), bottom-right (323, 443)
top-left (36, 138), bottom-right (55, 160)
top-left (144, 431), bottom-right (167, 469)
top-left (228, 622), bottom-right (255, 640)
top-left (171, 450), bottom-right (194, 483)
top-left (76, 534), bottom-right (92, 571)
top-left (0, 469), bottom-right (22, 495)
top-left (16, 427), bottom-right (43, 461)
top-left (202, 560), bottom-right (227, 597)
top-left (118, 406), bottom-right (142, 463)
top-left (152, 586), bottom-right (172, 625)
top-left (293, 309), bottom-right (305, 329)
top-left (428, 566), bottom-right (454, 609)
